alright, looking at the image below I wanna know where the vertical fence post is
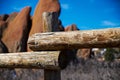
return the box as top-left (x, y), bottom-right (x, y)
top-left (42, 12), bottom-right (61, 80)
top-left (44, 69), bottom-right (61, 80)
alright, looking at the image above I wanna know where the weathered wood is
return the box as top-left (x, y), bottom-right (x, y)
top-left (42, 12), bottom-right (61, 80)
top-left (0, 51), bottom-right (60, 69)
top-left (44, 69), bottom-right (61, 80)
top-left (42, 12), bottom-right (59, 32)
top-left (28, 28), bottom-right (120, 51)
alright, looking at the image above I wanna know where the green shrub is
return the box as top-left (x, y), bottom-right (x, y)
top-left (104, 48), bottom-right (115, 62)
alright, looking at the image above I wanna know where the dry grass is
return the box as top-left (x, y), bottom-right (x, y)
top-left (0, 58), bottom-right (120, 80)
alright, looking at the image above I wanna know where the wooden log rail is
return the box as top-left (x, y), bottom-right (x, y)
top-left (0, 51), bottom-right (60, 69)
top-left (28, 28), bottom-right (120, 51)
top-left (1, 27), bottom-right (120, 69)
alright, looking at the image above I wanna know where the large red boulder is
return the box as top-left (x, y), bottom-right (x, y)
top-left (29, 0), bottom-right (61, 36)
top-left (2, 6), bottom-right (31, 53)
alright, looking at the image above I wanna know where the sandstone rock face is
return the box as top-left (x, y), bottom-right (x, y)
top-left (58, 19), bottom-right (64, 31)
top-left (0, 40), bottom-right (8, 53)
top-left (29, 0), bottom-right (60, 36)
top-left (0, 16), bottom-right (2, 21)
top-left (0, 20), bottom-right (7, 39)
top-left (0, 14), bottom-right (9, 21)
top-left (6, 12), bottom-right (18, 23)
top-left (0, 21), bottom-right (8, 53)
top-left (65, 24), bottom-right (79, 31)
top-left (2, 6), bottom-right (31, 53)
top-left (77, 49), bottom-right (92, 59)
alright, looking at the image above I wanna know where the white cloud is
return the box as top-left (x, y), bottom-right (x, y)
top-left (13, 7), bottom-right (22, 11)
top-left (61, 4), bottom-right (69, 10)
top-left (102, 21), bottom-right (119, 26)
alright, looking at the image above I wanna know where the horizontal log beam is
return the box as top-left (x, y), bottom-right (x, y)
top-left (0, 51), bottom-right (60, 69)
top-left (28, 28), bottom-right (120, 51)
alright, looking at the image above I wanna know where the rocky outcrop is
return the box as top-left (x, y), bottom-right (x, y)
top-left (6, 12), bottom-right (18, 23)
top-left (0, 40), bottom-right (8, 53)
top-left (29, 0), bottom-right (60, 36)
top-left (65, 24), bottom-right (79, 31)
top-left (0, 14), bottom-right (9, 21)
top-left (28, 0), bottom-right (61, 51)
top-left (2, 6), bottom-right (31, 53)
top-left (0, 20), bottom-right (7, 39)
top-left (0, 16), bottom-right (2, 21)
top-left (77, 49), bottom-right (93, 59)
top-left (58, 20), bottom-right (64, 31)
top-left (0, 21), bottom-right (8, 53)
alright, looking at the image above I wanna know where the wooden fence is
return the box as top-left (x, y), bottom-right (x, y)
top-left (0, 28), bottom-right (120, 80)
top-left (0, 12), bottom-right (120, 80)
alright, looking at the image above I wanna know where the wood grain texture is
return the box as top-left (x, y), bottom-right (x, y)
top-left (0, 51), bottom-right (60, 69)
top-left (42, 12), bottom-right (61, 80)
top-left (28, 28), bottom-right (120, 51)
top-left (44, 69), bottom-right (61, 80)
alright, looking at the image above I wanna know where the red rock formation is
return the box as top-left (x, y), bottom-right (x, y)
top-left (65, 24), bottom-right (79, 31)
top-left (0, 21), bottom-right (8, 53)
top-left (0, 20), bottom-right (7, 39)
top-left (0, 14), bottom-right (9, 21)
top-left (0, 40), bottom-right (8, 53)
top-left (77, 49), bottom-right (92, 59)
top-left (2, 6), bottom-right (31, 53)
top-left (29, 0), bottom-right (60, 36)
top-left (0, 16), bottom-right (2, 21)
top-left (58, 19), bottom-right (64, 31)
top-left (6, 12), bottom-right (18, 23)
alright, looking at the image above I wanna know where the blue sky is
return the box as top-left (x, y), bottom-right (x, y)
top-left (0, 0), bottom-right (120, 30)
